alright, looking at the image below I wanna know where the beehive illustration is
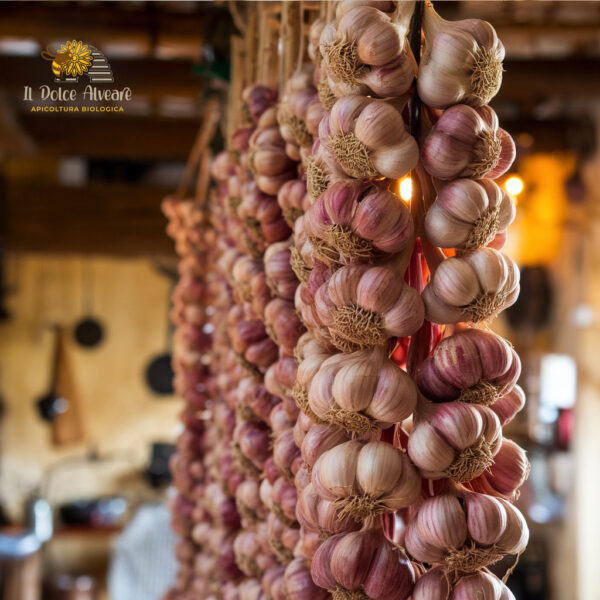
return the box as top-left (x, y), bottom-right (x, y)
top-left (55, 45), bottom-right (114, 83)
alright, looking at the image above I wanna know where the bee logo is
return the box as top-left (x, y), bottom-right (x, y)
top-left (41, 41), bottom-right (93, 80)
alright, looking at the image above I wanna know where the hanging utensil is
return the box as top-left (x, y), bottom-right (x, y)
top-left (73, 262), bottom-right (104, 348)
top-left (35, 325), bottom-right (84, 446)
top-left (144, 286), bottom-right (175, 396)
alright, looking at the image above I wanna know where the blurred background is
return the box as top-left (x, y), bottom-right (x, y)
top-left (0, 1), bottom-right (598, 599)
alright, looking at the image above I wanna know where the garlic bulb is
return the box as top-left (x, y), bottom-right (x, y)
top-left (277, 179), bottom-right (310, 226)
top-left (290, 216), bottom-right (315, 283)
top-left (228, 313), bottom-right (278, 373)
top-left (293, 335), bottom-right (334, 421)
top-left (312, 440), bottom-right (420, 520)
top-left (408, 401), bottom-right (502, 482)
top-left (413, 566), bottom-right (516, 600)
top-left (304, 181), bottom-right (413, 264)
top-left (262, 565), bottom-right (287, 600)
top-left (285, 557), bottom-right (330, 600)
top-left (466, 438), bottom-right (530, 500)
top-left (233, 420), bottom-right (272, 476)
top-left (316, 66), bottom-right (338, 111)
top-left (308, 18), bottom-right (326, 63)
top-left (278, 65), bottom-right (318, 159)
top-left (422, 248), bottom-right (520, 324)
top-left (308, 346), bottom-right (417, 433)
top-left (264, 297), bottom-right (305, 357)
top-left (417, 328), bottom-right (521, 405)
top-left (248, 106), bottom-right (297, 195)
top-left (418, 3), bottom-right (505, 109)
top-left (300, 423), bottom-right (353, 468)
top-left (311, 528), bottom-right (416, 600)
top-left (267, 511), bottom-right (300, 564)
top-left (421, 105), bottom-right (515, 180)
top-left (234, 528), bottom-right (278, 579)
top-left (328, 95), bottom-right (419, 180)
top-left (405, 492), bottom-right (529, 575)
top-left (273, 428), bottom-right (302, 484)
top-left (237, 377), bottom-right (279, 424)
top-left (211, 150), bottom-right (237, 182)
top-left (320, 4), bottom-right (415, 98)
top-left (263, 239), bottom-right (298, 300)
top-left (305, 134), bottom-right (349, 200)
top-left (242, 85), bottom-right (278, 124)
top-left (335, 1), bottom-right (399, 19)
top-left (297, 482), bottom-right (361, 536)
top-left (236, 478), bottom-right (268, 525)
top-left (315, 264), bottom-right (424, 352)
top-left (232, 256), bottom-right (264, 304)
top-left (425, 178), bottom-right (515, 250)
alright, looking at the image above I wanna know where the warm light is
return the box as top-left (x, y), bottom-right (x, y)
top-left (399, 176), bottom-right (412, 202)
top-left (504, 175), bottom-right (525, 196)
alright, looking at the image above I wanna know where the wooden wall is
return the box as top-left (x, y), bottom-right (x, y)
top-left (0, 253), bottom-right (180, 519)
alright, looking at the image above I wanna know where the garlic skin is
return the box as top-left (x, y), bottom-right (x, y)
top-left (328, 95), bottom-right (419, 180)
top-left (320, 5), bottom-right (415, 98)
top-left (425, 179), bottom-right (516, 250)
top-left (311, 528), bottom-right (416, 600)
top-left (422, 248), bottom-right (520, 324)
top-left (491, 385), bottom-right (526, 426)
top-left (418, 3), bottom-right (505, 108)
top-left (312, 440), bottom-right (421, 521)
top-left (405, 492), bottom-right (529, 574)
top-left (308, 346), bottom-right (417, 432)
top-left (284, 557), bottom-right (330, 600)
top-left (315, 263), bottom-right (424, 352)
top-left (412, 566), bottom-right (516, 600)
top-left (408, 401), bottom-right (502, 482)
top-left (417, 328), bottom-right (521, 406)
top-left (304, 181), bottom-right (414, 264)
top-left (421, 105), bottom-right (515, 180)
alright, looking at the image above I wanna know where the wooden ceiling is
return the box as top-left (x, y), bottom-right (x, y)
top-left (0, 1), bottom-right (598, 256)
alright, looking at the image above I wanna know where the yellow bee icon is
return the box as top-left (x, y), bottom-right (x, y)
top-left (41, 40), bottom-right (93, 80)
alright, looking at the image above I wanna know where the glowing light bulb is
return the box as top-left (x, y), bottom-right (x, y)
top-left (504, 175), bottom-right (524, 196)
top-left (399, 176), bottom-right (412, 202)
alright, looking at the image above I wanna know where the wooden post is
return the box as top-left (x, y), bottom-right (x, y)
top-left (228, 35), bottom-right (246, 139)
top-left (280, 1), bottom-right (302, 93)
top-left (257, 2), bottom-right (281, 89)
top-left (245, 2), bottom-right (258, 87)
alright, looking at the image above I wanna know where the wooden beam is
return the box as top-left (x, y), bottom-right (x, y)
top-left (3, 182), bottom-right (174, 256)
top-left (2, 56), bottom-right (202, 99)
top-left (3, 54), bottom-right (598, 105)
top-left (17, 113), bottom-right (199, 160)
top-left (0, 2), bottom-right (231, 49)
top-left (496, 58), bottom-right (600, 102)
